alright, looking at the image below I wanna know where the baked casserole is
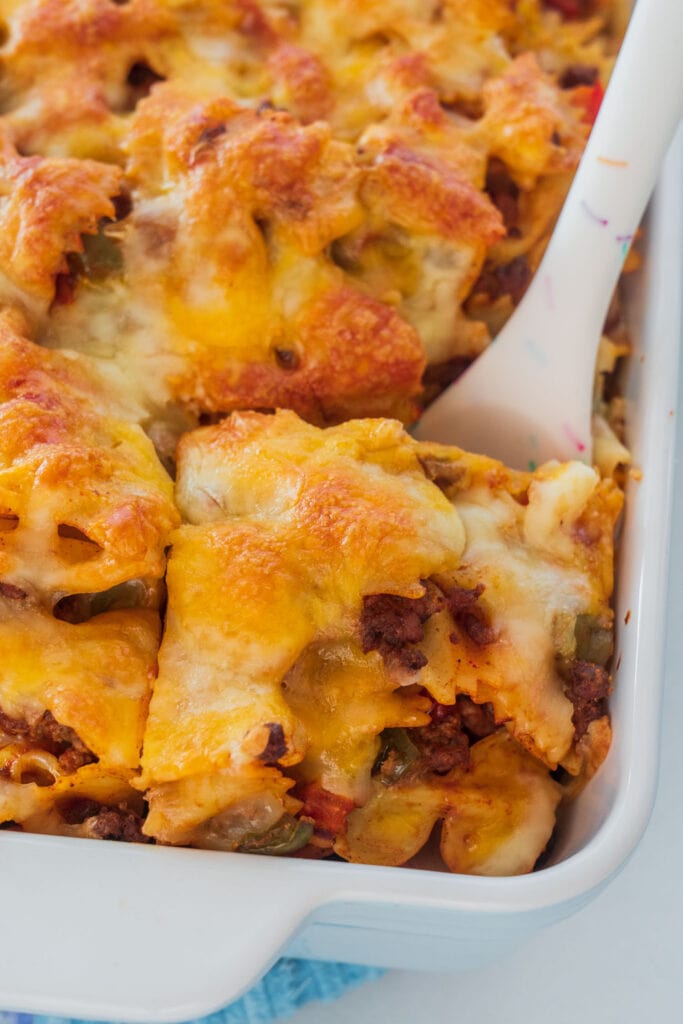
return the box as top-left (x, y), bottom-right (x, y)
top-left (0, 0), bottom-right (630, 873)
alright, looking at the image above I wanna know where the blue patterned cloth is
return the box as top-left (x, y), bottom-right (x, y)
top-left (0, 960), bottom-right (383, 1024)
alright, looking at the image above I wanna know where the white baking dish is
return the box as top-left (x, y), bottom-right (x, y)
top-left (0, 128), bottom-right (680, 1024)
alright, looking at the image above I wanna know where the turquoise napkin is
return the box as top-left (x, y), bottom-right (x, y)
top-left (0, 960), bottom-right (383, 1024)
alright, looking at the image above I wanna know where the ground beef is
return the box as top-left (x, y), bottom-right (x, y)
top-left (0, 708), bottom-right (96, 771)
top-left (58, 797), bottom-right (102, 825)
top-left (543, 0), bottom-right (597, 17)
top-left (458, 612), bottom-right (497, 646)
top-left (33, 711), bottom-right (83, 751)
top-left (0, 582), bottom-right (27, 601)
top-left (472, 256), bottom-right (531, 305)
top-left (57, 797), bottom-right (151, 843)
top-left (411, 705), bottom-right (470, 774)
top-left (418, 455), bottom-right (468, 493)
top-left (457, 695), bottom-right (497, 738)
top-left (296, 783), bottom-right (355, 839)
top-left (32, 711), bottom-right (97, 770)
top-left (87, 807), bottom-right (152, 844)
top-left (56, 746), bottom-right (97, 772)
top-left (52, 593), bottom-right (92, 624)
top-left (0, 708), bottom-right (28, 736)
top-left (560, 64), bottom-right (599, 89)
top-left (52, 271), bottom-right (78, 306)
top-left (361, 587), bottom-right (444, 670)
top-left (445, 583), bottom-right (484, 612)
top-left (564, 660), bottom-right (610, 739)
top-left (442, 583), bottom-right (497, 647)
top-left (112, 193), bottom-right (132, 221)
top-left (411, 696), bottom-right (498, 774)
top-left (421, 356), bottom-right (472, 404)
top-left (126, 61), bottom-right (165, 108)
top-left (485, 158), bottom-right (520, 234)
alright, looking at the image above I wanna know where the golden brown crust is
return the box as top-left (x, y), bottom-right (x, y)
top-left (0, 0), bottom-right (177, 159)
top-left (480, 53), bottom-right (587, 188)
top-left (101, 85), bottom-right (425, 421)
top-left (166, 284), bottom-right (425, 424)
top-left (0, 590), bottom-right (159, 838)
top-left (360, 141), bottom-right (503, 246)
top-left (0, 598), bottom-right (159, 772)
top-left (0, 309), bottom-right (178, 597)
top-left (12, 0), bottom-right (614, 423)
top-left (0, 130), bottom-right (122, 307)
top-left (125, 85), bottom-right (362, 250)
top-left (141, 412), bottom-right (466, 790)
top-left (268, 42), bottom-right (334, 124)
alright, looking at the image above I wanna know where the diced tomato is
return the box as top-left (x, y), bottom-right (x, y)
top-left (570, 81), bottom-right (605, 126)
top-left (52, 272), bottom-right (77, 307)
top-left (297, 783), bottom-right (356, 837)
top-left (544, 0), bottom-right (595, 18)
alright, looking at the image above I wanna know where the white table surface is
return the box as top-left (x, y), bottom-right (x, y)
top-left (290, 355), bottom-right (683, 1024)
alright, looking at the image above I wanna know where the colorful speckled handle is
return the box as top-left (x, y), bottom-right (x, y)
top-left (417, 0), bottom-right (683, 468)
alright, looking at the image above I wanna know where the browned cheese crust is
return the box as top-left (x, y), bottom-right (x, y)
top-left (0, 0), bottom-right (622, 428)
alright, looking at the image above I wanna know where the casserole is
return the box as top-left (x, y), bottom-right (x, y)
top-left (0, 106), bottom-right (679, 1024)
top-left (0, 0), bottom-right (675, 1007)
top-left (0, 1), bottom-right (630, 868)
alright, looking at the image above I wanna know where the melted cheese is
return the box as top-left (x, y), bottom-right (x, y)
top-left (0, 129), bottom-right (122, 313)
top-left (141, 412), bottom-right (620, 857)
top-left (143, 768), bottom-right (297, 847)
top-left (140, 412), bottom-right (465, 804)
top-left (19, 0), bottom-right (616, 426)
top-left (0, 309), bottom-right (178, 597)
top-left (423, 451), bottom-right (621, 771)
top-left (0, 599), bottom-right (159, 770)
top-left (282, 641), bottom-right (431, 804)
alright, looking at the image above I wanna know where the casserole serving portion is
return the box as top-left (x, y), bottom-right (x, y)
top-left (140, 410), bottom-right (620, 874)
top-left (0, 306), bottom-right (177, 838)
top-left (0, 0), bottom-right (628, 430)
